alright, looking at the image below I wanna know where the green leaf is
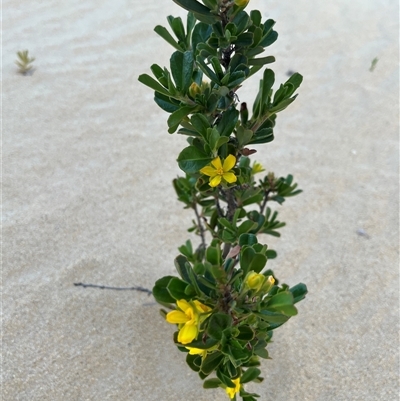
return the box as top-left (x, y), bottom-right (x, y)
top-left (286, 72), bottom-right (303, 95)
top-left (167, 15), bottom-right (186, 43)
top-left (236, 126), bottom-right (253, 148)
top-left (154, 25), bottom-right (183, 51)
top-left (167, 277), bottom-right (191, 300)
top-left (259, 29), bottom-right (278, 47)
top-left (267, 292), bottom-right (298, 316)
top-left (219, 218), bottom-right (235, 232)
top-left (152, 275), bottom-right (176, 303)
top-left (185, 337), bottom-right (219, 349)
top-left (234, 32), bottom-right (254, 47)
top-left (248, 56), bottom-right (275, 66)
top-left (249, 253), bottom-right (267, 274)
top-left (237, 220), bottom-right (258, 236)
top-left (168, 106), bottom-right (197, 131)
top-left (236, 325), bottom-right (255, 341)
top-left (250, 10), bottom-right (262, 27)
top-left (207, 313), bottom-right (232, 340)
top-left (191, 113), bottom-right (211, 138)
top-left (201, 0), bottom-right (218, 11)
top-left (203, 378), bottom-right (222, 388)
top-left (215, 136), bottom-right (230, 149)
top-left (178, 239), bottom-right (194, 259)
top-left (170, 50), bottom-right (194, 93)
top-left (241, 368), bottom-right (261, 384)
top-left (265, 249), bottom-right (277, 259)
top-left (210, 56), bottom-right (224, 79)
top-left (207, 127), bottom-right (220, 151)
top-left (154, 92), bottom-right (179, 113)
top-left (186, 12), bottom-right (196, 43)
top-left (217, 107), bottom-right (239, 137)
top-left (216, 369), bottom-right (235, 388)
top-left (254, 347), bottom-right (269, 359)
top-left (249, 128), bottom-right (274, 145)
top-left (186, 353), bottom-right (201, 372)
top-left (233, 11), bottom-right (251, 34)
top-left (206, 245), bottom-right (221, 265)
top-left (172, 0), bottom-right (217, 24)
top-left (261, 69), bottom-right (275, 110)
top-left (197, 275), bottom-right (217, 289)
top-left (221, 230), bottom-right (237, 243)
top-left (174, 255), bottom-right (192, 283)
top-left (239, 233), bottom-right (258, 246)
top-left (177, 145), bottom-right (212, 173)
top-left (196, 55), bottom-right (220, 83)
top-left (240, 247), bottom-right (254, 276)
top-left (269, 96), bottom-right (297, 114)
top-left (138, 73), bottom-right (173, 97)
top-left (151, 64), bottom-right (168, 85)
top-left (192, 23), bottom-right (212, 53)
top-left (227, 71), bottom-right (247, 88)
top-left (262, 19), bottom-right (276, 37)
top-left (289, 283), bottom-right (308, 304)
top-left (201, 351), bottom-right (224, 374)
top-left (256, 310), bottom-right (289, 324)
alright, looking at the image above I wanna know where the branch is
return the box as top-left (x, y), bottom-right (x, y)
top-left (215, 194), bottom-right (225, 218)
top-left (224, 188), bottom-right (237, 222)
top-left (74, 282), bottom-right (152, 295)
top-left (193, 202), bottom-right (206, 252)
top-left (259, 189), bottom-right (271, 215)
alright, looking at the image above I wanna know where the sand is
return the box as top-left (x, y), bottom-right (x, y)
top-left (3, 0), bottom-right (399, 400)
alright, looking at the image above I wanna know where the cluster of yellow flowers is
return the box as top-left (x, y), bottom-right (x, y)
top-left (165, 271), bottom-right (273, 399)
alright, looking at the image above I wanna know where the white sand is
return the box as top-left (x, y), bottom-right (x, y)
top-left (3, 0), bottom-right (399, 400)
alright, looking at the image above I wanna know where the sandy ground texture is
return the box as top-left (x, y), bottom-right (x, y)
top-left (3, 0), bottom-right (399, 400)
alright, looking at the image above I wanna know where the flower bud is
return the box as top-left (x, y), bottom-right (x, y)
top-left (245, 271), bottom-right (265, 293)
top-left (261, 275), bottom-right (275, 293)
top-left (251, 162), bottom-right (265, 175)
top-left (189, 82), bottom-right (201, 98)
top-left (234, 0), bottom-right (249, 7)
top-left (240, 102), bottom-right (248, 125)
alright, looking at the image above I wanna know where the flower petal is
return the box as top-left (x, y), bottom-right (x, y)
top-left (222, 172), bottom-right (237, 184)
top-left (200, 166), bottom-right (217, 177)
top-left (209, 175), bottom-right (222, 187)
top-left (185, 347), bottom-right (206, 356)
top-left (225, 378), bottom-right (241, 399)
top-left (193, 300), bottom-right (212, 313)
top-left (211, 157), bottom-right (222, 170)
top-left (222, 154), bottom-right (236, 172)
top-left (177, 299), bottom-right (191, 312)
top-left (166, 310), bottom-right (189, 324)
top-left (178, 324), bottom-right (198, 344)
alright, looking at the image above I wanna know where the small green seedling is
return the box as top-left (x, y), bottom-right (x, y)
top-left (15, 50), bottom-right (35, 74)
top-left (369, 57), bottom-right (379, 72)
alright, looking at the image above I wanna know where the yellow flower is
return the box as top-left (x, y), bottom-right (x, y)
top-left (200, 155), bottom-right (237, 187)
top-left (225, 377), bottom-right (241, 399)
top-left (251, 161), bottom-right (265, 175)
top-left (166, 299), bottom-right (212, 344)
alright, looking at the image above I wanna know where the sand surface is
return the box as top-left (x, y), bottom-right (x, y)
top-left (3, 0), bottom-right (399, 400)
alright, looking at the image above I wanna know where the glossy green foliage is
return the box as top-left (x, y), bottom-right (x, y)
top-left (141, 1), bottom-right (307, 400)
